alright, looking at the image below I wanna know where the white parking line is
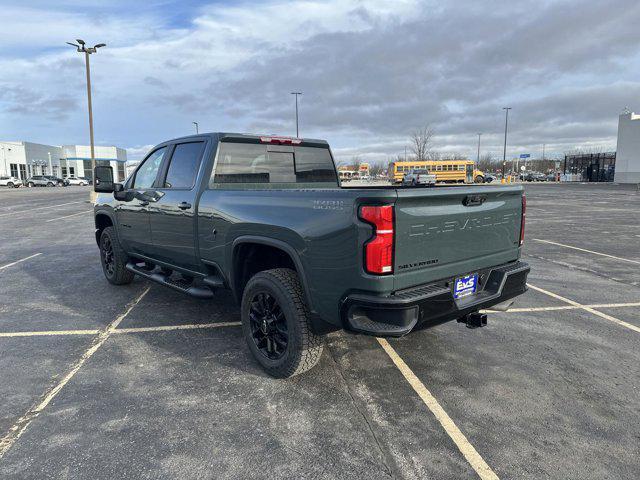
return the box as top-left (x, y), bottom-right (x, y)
top-left (0, 253), bottom-right (42, 271)
top-left (0, 287), bottom-right (150, 459)
top-left (45, 210), bottom-right (93, 222)
top-left (377, 338), bottom-right (499, 480)
top-left (113, 322), bottom-right (241, 334)
top-left (0, 322), bottom-right (242, 338)
top-left (0, 329), bottom-right (100, 338)
top-left (0, 201), bottom-right (84, 217)
top-left (533, 239), bottom-right (640, 265)
top-left (484, 301), bottom-right (640, 314)
top-left (527, 284), bottom-right (640, 334)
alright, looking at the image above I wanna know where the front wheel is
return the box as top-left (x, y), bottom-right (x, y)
top-left (99, 226), bottom-right (134, 285)
top-left (474, 175), bottom-right (484, 184)
top-left (46, 182), bottom-right (54, 187)
top-left (27, 182), bottom-right (34, 187)
top-left (79, 182), bottom-right (85, 186)
top-left (7, 182), bottom-right (14, 188)
top-left (241, 268), bottom-right (323, 378)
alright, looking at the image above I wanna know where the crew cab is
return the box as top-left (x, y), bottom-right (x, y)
top-left (93, 133), bottom-right (529, 377)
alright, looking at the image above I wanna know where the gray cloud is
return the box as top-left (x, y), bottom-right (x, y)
top-left (189, 0), bottom-right (639, 159)
top-left (1, 0), bottom-right (638, 160)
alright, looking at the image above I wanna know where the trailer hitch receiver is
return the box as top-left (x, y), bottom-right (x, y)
top-left (457, 312), bottom-right (487, 329)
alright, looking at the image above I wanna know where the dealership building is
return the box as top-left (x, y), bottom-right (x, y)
top-left (614, 110), bottom-right (640, 183)
top-left (0, 141), bottom-right (127, 183)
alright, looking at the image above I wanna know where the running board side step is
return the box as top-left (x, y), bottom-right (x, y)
top-left (125, 262), bottom-right (214, 299)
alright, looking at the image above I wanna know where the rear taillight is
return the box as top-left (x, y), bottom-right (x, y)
top-left (359, 205), bottom-right (394, 275)
top-left (519, 194), bottom-right (526, 246)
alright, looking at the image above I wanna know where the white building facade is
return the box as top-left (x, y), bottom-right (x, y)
top-left (614, 111), bottom-right (640, 184)
top-left (0, 141), bottom-right (128, 183)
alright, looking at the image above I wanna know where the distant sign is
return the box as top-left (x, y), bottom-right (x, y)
top-left (519, 154), bottom-right (531, 159)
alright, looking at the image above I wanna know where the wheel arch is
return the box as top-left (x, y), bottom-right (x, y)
top-left (94, 211), bottom-right (115, 246)
top-left (230, 236), bottom-right (314, 312)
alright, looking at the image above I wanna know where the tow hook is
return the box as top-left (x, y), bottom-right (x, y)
top-left (457, 312), bottom-right (487, 329)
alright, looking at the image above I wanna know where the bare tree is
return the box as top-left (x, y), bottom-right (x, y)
top-left (348, 156), bottom-right (361, 171)
top-left (410, 125), bottom-right (434, 162)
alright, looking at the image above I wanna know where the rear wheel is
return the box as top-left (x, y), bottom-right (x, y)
top-left (241, 268), bottom-right (323, 378)
top-left (27, 182), bottom-right (34, 187)
top-left (46, 182), bottom-right (54, 187)
top-left (79, 182), bottom-right (85, 186)
top-left (7, 182), bottom-right (14, 188)
top-left (99, 226), bottom-right (134, 285)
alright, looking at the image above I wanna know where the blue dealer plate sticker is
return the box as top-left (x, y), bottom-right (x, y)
top-left (453, 273), bottom-right (478, 299)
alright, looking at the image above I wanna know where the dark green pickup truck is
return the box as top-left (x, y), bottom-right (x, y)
top-left (93, 133), bottom-right (529, 377)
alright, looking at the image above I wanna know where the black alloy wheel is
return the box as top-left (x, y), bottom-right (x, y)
top-left (101, 235), bottom-right (115, 278)
top-left (248, 292), bottom-right (288, 360)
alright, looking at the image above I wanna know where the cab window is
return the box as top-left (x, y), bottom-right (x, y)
top-left (133, 147), bottom-right (166, 189)
top-left (163, 142), bottom-right (205, 189)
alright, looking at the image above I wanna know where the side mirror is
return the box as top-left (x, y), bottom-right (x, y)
top-left (94, 166), bottom-right (114, 193)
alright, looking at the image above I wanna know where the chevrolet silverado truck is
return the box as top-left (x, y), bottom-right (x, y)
top-left (93, 133), bottom-right (529, 378)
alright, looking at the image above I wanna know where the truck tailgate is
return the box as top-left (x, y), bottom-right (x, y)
top-left (393, 185), bottom-right (523, 290)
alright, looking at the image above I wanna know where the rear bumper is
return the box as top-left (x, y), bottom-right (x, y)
top-left (342, 261), bottom-right (530, 337)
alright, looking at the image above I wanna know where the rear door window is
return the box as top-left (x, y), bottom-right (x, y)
top-left (163, 142), bottom-right (204, 189)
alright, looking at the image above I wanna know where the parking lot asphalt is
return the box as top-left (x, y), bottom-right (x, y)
top-left (0, 183), bottom-right (639, 479)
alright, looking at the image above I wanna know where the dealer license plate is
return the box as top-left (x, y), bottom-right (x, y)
top-left (453, 273), bottom-right (478, 299)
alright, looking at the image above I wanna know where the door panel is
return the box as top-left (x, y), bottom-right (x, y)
top-left (148, 141), bottom-right (206, 271)
top-left (148, 190), bottom-right (199, 269)
top-left (116, 192), bottom-right (153, 254)
top-left (116, 147), bottom-right (167, 256)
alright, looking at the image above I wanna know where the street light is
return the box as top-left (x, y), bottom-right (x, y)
top-left (291, 92), bottom-right (302, 137)
top-left (502, 107), bottom-right (512, 178)
top-left (67, 39), bottom-right (106, 202)
top-left (476, 133), bottom-right (482, 163)
top-left (193, 122), bottom-right (199, 134)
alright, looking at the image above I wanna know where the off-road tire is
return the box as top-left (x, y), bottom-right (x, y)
top-left (241, 268), bottom-right (323, 378)
top-left (99, 226), bottom-right (134, 285)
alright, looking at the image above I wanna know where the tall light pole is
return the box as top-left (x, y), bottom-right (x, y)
top-left (193, 122), bottom-right (199, 134)
top-left (476, 133), bottom-right (482, 163)
top-left (67, 39), bottom-right (106, 201)
top-left (291, 92), bottom-right (302, 137)
top-left (502, 107), bottom-right (511, 178)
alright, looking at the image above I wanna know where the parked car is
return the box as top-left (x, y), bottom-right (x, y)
top-left (0, 176), bottom-right (22, 188)
top-left (402, 168), bottom-right (436, 187)
top-left (93, 133), bottom-right (529, 378)
top-left (45, 175), bottom-right (69, 186)
top-left (484, 174), bottom-right (497, 183)
top-left (521, 171), bottom-right (546, 182)
top-left (66, 176), bottom-right (92, 186)
top-left (26, 175), bottom-right (54, 187)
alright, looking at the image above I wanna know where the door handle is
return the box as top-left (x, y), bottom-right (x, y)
top-left (178, 202), bottom-right (192, 210)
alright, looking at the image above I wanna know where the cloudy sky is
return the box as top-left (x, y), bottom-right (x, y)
top-left (0, 0), bottom-right (638, 163)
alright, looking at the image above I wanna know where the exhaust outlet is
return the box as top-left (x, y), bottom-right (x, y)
top-left (457, 312), bottom-right (487, 329)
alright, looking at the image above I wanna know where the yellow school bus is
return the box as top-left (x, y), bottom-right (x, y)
top-left (390, 160), bottom-right (485, 184)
